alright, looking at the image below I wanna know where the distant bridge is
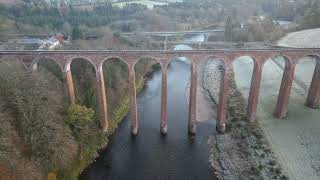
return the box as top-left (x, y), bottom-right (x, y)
top-left (0, 49), bottom-right (319, 136)
top-left (121, 29), bottom-right (225, 36)
top-left (121, 29), bottom-right (225, 41)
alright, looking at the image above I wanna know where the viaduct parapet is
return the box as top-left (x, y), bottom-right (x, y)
top-left (0, 49), bottom-right (319, 135)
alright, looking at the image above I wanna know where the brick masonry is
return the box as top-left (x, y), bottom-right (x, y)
top-left (1, 49), bottom-right (319, 134)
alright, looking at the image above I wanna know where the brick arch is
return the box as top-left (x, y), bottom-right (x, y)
top-left (230, 55), bottom-right (264, 123)
top-left (133, 55), bottom-right (164, 70)
top-left (295, 53), bottom-right (320, 64)
top-left (231, 55), bottom-right (259, 67)
top-left (166, 55), bottom-right (193, 66)
top-left (262, 54), bottom-right (294, 69)
top-left (65, 56), bottom-right (97, 73)
top-left (262, 55), bottom-right (296, 118)
top-left (202, 55), bottom-right (229, 67)
top-left (99, 56), bottom-right (129, 72)
top-left (32, 56), bottom-right (63, 72)
top-left (293, 53), bottom-right (320, 109)
top-left (230, 56), bottom-right (256, 87)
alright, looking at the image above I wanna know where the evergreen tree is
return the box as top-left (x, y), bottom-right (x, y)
top-left (72, 26), bottom-right (83, 40)
top-left (225, 16), bottom-right (233, 42)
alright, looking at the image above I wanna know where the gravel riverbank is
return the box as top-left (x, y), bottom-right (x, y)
top-left (202, 60), bottom-right (287, 179)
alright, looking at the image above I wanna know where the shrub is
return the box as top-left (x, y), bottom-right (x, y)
top-left (65, 104), bottom-right (94, 129)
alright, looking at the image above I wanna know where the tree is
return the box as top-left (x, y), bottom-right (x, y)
top-left (301, 3), bottom-right (320, 29)
top-left (65, 104), bottom-right (94, 129)
top-left (225, 16), bottom-right (233, 42)
top-left (72, 26), bottom-right (83, 40)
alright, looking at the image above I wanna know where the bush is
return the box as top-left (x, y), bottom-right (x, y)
top-left (65, 104), bottom-right (94, 129)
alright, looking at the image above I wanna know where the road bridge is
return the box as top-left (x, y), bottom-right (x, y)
top-left (121, 29), bottom-right (225, 36)
top-left (121, 29), bottom-right (225, 41)
top-left (0, 49), bottom-right (319, 135)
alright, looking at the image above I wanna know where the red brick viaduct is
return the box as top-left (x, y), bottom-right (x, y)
top-left (0, 49), bottom-right (319, 135)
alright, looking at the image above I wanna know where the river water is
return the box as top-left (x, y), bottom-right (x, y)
top-left (80, 34), bottom-right (217, 179)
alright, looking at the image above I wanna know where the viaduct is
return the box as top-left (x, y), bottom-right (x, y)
top-left (0, 49), bottom-right (319, 135)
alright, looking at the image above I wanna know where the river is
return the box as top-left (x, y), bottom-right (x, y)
top-left (80, 34), bottom-right (217, 179)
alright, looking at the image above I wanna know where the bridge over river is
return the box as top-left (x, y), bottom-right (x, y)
top-left (121, 29), bottom-right (225, 36)
top-left (121, 29), bottom-right (225, 42)
top-left (0, 49), bottom-right (319, 135)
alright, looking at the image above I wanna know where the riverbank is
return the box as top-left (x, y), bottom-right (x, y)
top-left (61, 63), bottom-right (159, 179)
top-left (202, 60), bottom-right (288, 179)
top-left (185, 60), bottom-right (216, 123)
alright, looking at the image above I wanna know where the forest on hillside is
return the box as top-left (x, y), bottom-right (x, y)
top-left (0, 56), bottom-right (159, 179)
top-left (1, 0), bottom-right (319, 43)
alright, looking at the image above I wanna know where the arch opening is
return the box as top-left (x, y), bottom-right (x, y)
top-left (70, 58), bottom-right (98, 119)
top-left (102, 57), bottom-right (130, 130)
top-left (294, 55), bottom-right (320, 98)
top-left (35, 57), bottom-right (63, 82)
top-left (133, 57), bottom-right (162, 131)
top-left (134, 57), bottom-right (162, 90)
top-left (201, 57), bottom-right (226, 124)
top-left (231, 56), bottom-right (255, 109)
top-left (257, 55), bottom-right (288, 116)
top-left (166, 56), bottom-right (192, 132)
